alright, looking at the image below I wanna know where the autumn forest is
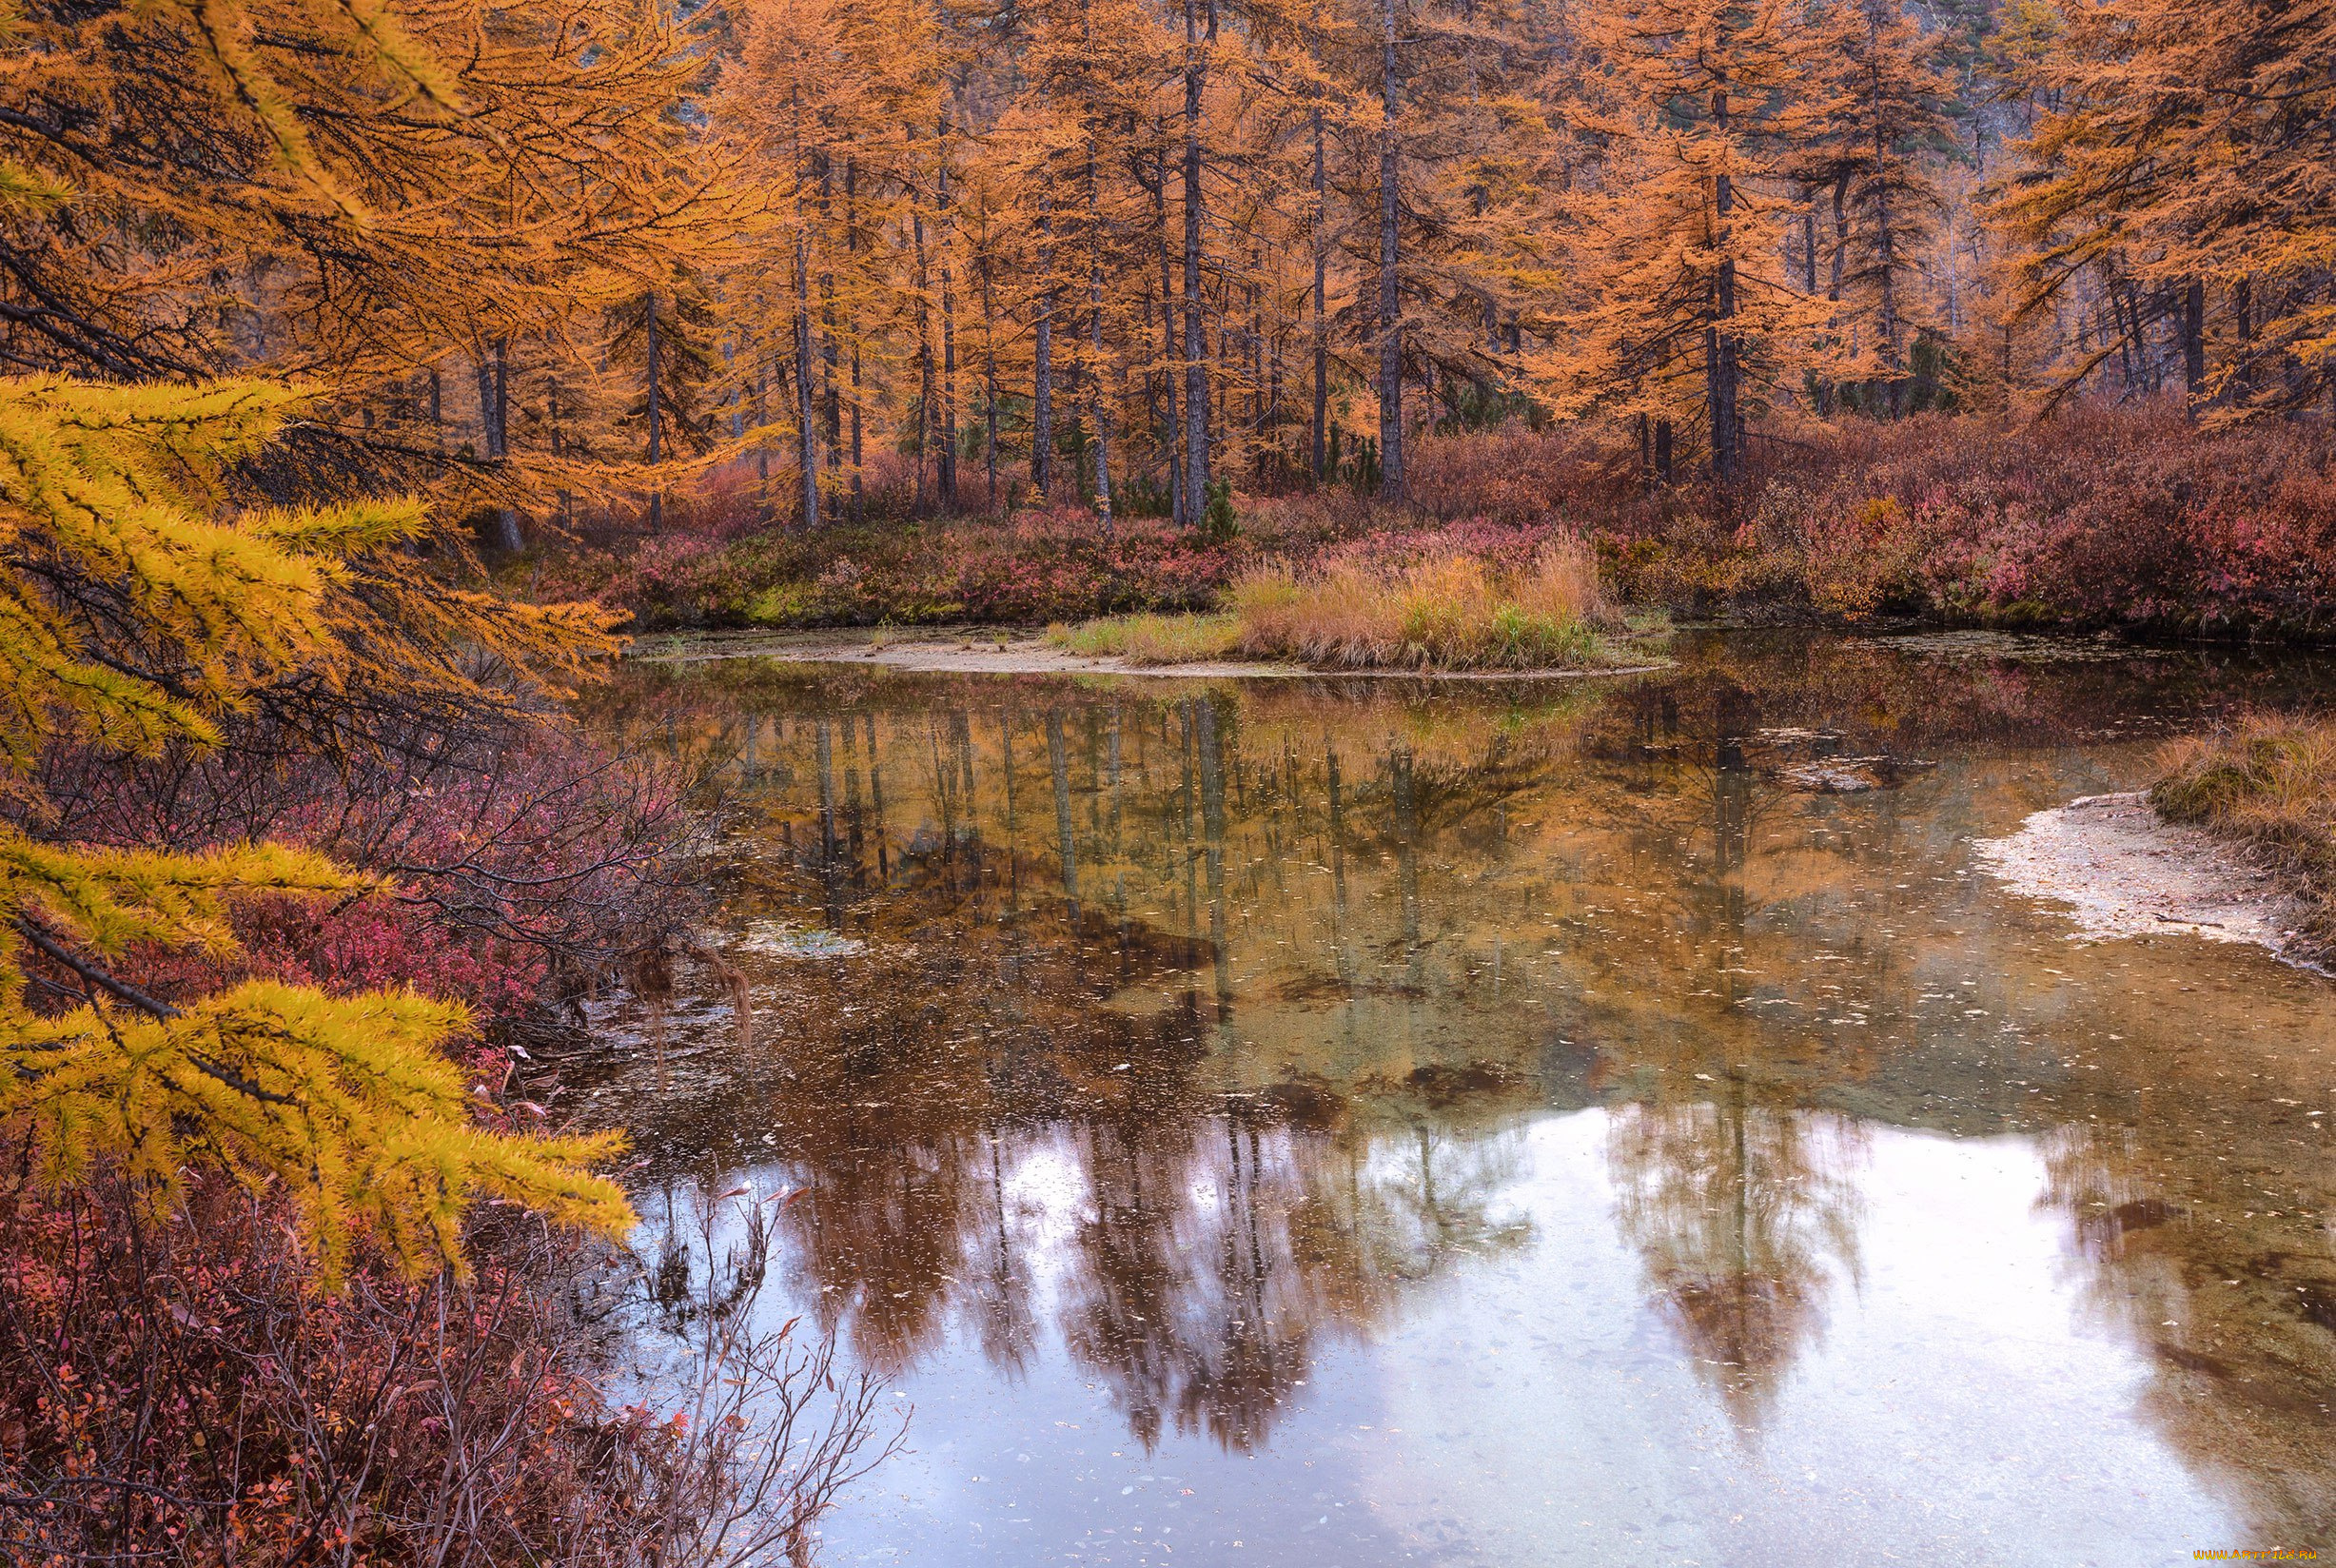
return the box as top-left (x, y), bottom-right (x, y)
top-left (4, 0), bottom-right (2336, 1559)
top-left (6, 0), bottom-right (2332, 536)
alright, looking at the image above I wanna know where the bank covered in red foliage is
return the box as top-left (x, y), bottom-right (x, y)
top-left (540, 404), bottom-right (2336, 642)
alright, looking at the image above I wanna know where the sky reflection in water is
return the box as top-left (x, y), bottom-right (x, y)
top-left (582, 633), bottom-right (2336, 1565)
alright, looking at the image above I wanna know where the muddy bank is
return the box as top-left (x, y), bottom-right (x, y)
top-left (630, 627), bottom-right (1667, 681)
top-left (1973, 792), bottom-right (2308, 963)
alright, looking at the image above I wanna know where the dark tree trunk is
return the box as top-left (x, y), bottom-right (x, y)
top-left (1035, 189), bottom-right (1055, 503)
top-left (644, 289), bottom-right (662, 532)
top-left (847, 158), bottom-right (865, 521)
top-left (1828, 170), bottom-right (1849, 302)
top-left (1376, 0), bottom-right (1404, 499)
top-left (2182, 278), bottom-right (2206, 411)
top-left (1801, 193), bottom-right (1818, 296)
top-left (1865, 0), bottom-right (1900, 417)
top-left (1154, 146), bottom-right (1183, 526)
top-left (937, 108), bottom-right (959, 511)
top-left (980, 245), bottom-right (1001, 511)
top-left (1311, 102), bottom-right (1329, 487)
top-left (912, 190), bottom-right (934, 514)
top-left (755, 353), bottom-right (771, 505)
top-left (1709, 87), bottom-right (1740, 482)
top-left (795, 226), bottom-right (819, 526)
top-left (478, 336), bottom-right (521, 552)
top-left (1087, 146), bottom-right (1113, 532)
top-left (819, 157), bottom-right (840, 475)
top-left (1182, 0), bottom-right (1210, 525)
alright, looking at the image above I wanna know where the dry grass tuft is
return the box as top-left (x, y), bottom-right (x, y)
top-left (1044, 611), bottom-right (1242, 664)
top-left (2151, 714), bottom-right (2336, 954)
top-left (1228, 539), bottom-right (1625, 670)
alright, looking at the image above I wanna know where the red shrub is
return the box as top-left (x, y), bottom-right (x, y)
top-left (43, 728), bottom-right (697, 1025)
top-left (1742, 403), bottom-right (2336, 631)
top-left (0, 1174), bottom-right (893, 1567)
top-left (533, 403), bottom-right (2336, 637)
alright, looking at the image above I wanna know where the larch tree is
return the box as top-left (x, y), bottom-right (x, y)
top-left (0, 376), bottom-right (635, 1281)
top-left (1791, 0), bottom-right (1955, 415)
top-left (1553, 0), bottom-right (1820, 477)
top-left (0, 0), bottom-right (666, 1284)
top-left (1992, 0), bottom-right (2336, 416)
top-left (1021, 0), bottom-right (1160, 522)
top-left (1372, 0), bottom-right (1407, 495)
top-left (0, 0), bottom-right (725, 534)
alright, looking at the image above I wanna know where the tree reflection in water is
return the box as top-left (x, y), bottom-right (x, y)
top-left (1605, 679), bottom-right (1866, 1431)
top-left (1609, 1093), bottom-right (1866, 1429)
top-left (579, 635), bottom-right (2336, 1529)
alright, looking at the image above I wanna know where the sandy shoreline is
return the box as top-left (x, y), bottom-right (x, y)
top-left (630, 628), bottom-right (1668, 681)
top-left (1973, 792), bottom-right (2308, 963)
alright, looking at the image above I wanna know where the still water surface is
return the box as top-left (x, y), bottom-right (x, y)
top-left (583, 633), bottom-right (2336, 1565)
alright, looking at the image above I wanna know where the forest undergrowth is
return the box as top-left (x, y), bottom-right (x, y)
top-left (3, 691), bottom-right (902, 1565)
top-left (543, 403), bottom-right (2336, 644)
top-left (0, 380), bottom-right (899, 1564)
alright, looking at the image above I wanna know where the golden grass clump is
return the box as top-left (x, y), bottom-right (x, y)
top-left (1229, 539), bottom-right (1622, 671)
top-left (1043, 611), bottom-right (1242, 664)
top-left (2151, 714), bottom-right (2336, 953)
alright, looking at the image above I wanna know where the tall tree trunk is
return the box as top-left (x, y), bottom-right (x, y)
top-left (1867, 0), bottom-right (1900, 418)
top-left (819, 157), bottom-right (840, 474)
top-left (1034, 189), bottom-right (1055, 502)
top-left (645, 288), bottom-right (662, 532)
top-left (937, 108), bottom-right (959, 511)
top-left (1376, 0), bottom-right (1405, 499)
top-left (1248, 268), bottom-right (1264, 471)
top-left (1312, 101), bottom-right (1328, 486)
top-left (1154, 146), bottom-right (1183, 527)
top-left (980, 245), bottom-right (1001, 511)
top-left (755, 351), bottom-right (771, 506)
top-left (1087, 148), bottom-right (1114, 533)
top-left (1817, 173), bottom-right (1847, 417)
top-left (2182, 279), bottom-right (2206, 411)
top-left (847, 158), bottom-right (865, 521)
top-left (1828, 171), bottom-right (1849, 303)
top-left (478, 336), bottom-right (521, 552)
top-left (912, 174), bottom-right (934, 515)
top-left (1801, 190), bottom-right (1818, 295)
top-left (1182, 0), bottom-right (1210, 525)
top-left (2234, 275), bottom-right (2253, 400)
top-left (2113, 278), bottom-right (2141, 391)
top-left (1267, 297), bottom-right (1283, 472)
top-left (1709, 86), bottom-right (1740, 482)
top-left (548, 378), bottom-right (571, 526)
top-left (795, 223), bottom-right (819, 527)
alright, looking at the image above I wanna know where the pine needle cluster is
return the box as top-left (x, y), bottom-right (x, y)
top-left (1, 374), bottom-right (635, 1284)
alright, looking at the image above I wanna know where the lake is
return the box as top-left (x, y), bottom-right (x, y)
top-left (579, 631), bottom-right (2336, 1566)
